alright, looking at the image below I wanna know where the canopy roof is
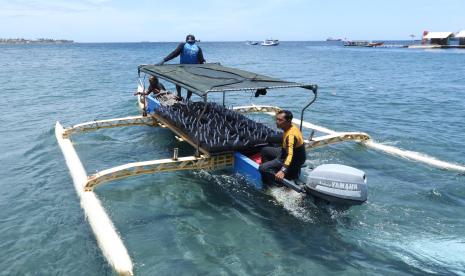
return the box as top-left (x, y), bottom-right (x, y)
top-left (423, 32), bottom-right (453, 39)
top-left (138, 63), bottom-right (316, 96)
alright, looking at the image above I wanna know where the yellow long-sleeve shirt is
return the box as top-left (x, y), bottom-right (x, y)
top-left (282, 125), bottom-right (305, 168)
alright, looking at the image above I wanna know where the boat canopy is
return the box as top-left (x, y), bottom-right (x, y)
top-left (138, 63), bottom-right (316, 97)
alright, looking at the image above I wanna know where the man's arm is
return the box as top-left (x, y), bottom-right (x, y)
top-left (275, 134), bottom-right (295, 181)
top-left (146, 83), bottom-right (166, 95)
top-left (163, 43), bottom-right (184, 62)
top-left (283, 134), bottom-right (295, 171)
top-left (197, 47), bottom-right (206, 64)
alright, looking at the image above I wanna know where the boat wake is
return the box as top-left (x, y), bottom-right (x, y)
top-left (194, 170), bottom-right (319, 222)
top-left (268, 186), bottom-right (316, 222)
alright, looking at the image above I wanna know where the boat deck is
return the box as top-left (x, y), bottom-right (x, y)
top-left (148, 95), bottom-right (282, 155)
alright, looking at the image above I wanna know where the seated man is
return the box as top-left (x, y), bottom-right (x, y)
top-left (259, 110), bottom-right (306, 184)
top-left (146, 76), bottom-right (166, 97)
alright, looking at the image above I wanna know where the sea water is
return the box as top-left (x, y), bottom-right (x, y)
top-left (1, 42), bottom-right (464, 275)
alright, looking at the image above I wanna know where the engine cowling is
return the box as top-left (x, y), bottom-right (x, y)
top-left (305, 164), bottom-right (367, 205)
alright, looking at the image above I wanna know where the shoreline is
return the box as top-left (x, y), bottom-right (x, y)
top-left (0, 39), bottom-right (73, 45)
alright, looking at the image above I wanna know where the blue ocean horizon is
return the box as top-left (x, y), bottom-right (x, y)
top-left (1, 41), bottom-right (464, 275)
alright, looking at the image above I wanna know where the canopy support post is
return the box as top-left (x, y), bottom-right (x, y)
top-left (195, 94), bottom-right (208, 157)
top-left (300, 85), bottom-right (318, 131)
top-left (222, 91), bottom-right (226, 107)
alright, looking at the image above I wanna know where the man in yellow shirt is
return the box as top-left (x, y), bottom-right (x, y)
top-left (259, 110), bottom-right (306, 184)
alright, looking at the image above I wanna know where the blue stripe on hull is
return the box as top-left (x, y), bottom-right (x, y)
top-left (146, 95), bottom-right (161, 113)
top-left (233, 152), bottom-right (263, 189)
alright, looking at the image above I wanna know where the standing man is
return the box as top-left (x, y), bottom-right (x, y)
top-left (259, 110), bottom-right (306, 184)
top-left (157, 34), bottom-right (206, 100)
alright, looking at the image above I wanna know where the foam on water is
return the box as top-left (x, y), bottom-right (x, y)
top-left (195, 170), bottom-right (317, 222)
top-left (267, 186), bottom-right (315, 222)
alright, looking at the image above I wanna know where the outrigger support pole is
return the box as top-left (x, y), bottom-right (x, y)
top-left (85, 154), bottom-right (233, 190)
top-left (62, 115), bottom-right (158, 138)
top-left (222, 91), bottom-right (226, 107)
top-left (300, 85), bottom-right (318, 132)
top-left (235, 104), bottom-right (465, 173)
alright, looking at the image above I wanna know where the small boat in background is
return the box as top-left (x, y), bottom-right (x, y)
top-left (246, 41), bottom-right (259, 45)
top-left (326, 37), bottom-right (342, 41)
top-left (344, 40), bottom-right (384, 47)
top-left (261, 39), bottom-right (279, 46)
top-left (366, 42), bottom-right (384, 47)
top-left (343, 40), bottom-right (369, 47)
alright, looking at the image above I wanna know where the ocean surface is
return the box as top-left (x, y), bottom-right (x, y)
top-left (1, 41), bottom-right (464, 275)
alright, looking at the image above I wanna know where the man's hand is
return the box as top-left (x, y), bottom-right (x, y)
top-left (275, 170), bottom-right (285, 182)
top-left (156, 60), bottom-right (165, 66)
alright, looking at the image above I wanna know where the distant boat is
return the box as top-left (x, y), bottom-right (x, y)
top-left (343, 40), bottom-right (370, 46)
top-left (326, 37), bottom-right (342, 41)
top-left (246, 41), bottom-right (259, 45)
top-left (366, 42), bottom-right (384, 47)
top-left (343, 40), bottom-right (384, 47)
top-left (261, 39), bottom-right (279, 46)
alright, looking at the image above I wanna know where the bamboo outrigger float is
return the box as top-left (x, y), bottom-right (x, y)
top-left (56, 63), bottom-right (465, 275)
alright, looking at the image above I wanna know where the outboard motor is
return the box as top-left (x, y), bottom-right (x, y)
top-left (305, 164), bottom-right (367, 205)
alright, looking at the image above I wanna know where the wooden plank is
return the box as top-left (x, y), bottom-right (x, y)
top-left (150, 113), bottom-right (211, 156)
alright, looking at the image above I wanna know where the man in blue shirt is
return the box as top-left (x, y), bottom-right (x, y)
top-left (157, 34), bottom-right (206, 100)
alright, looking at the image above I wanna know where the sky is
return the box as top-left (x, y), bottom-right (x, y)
top-left (0, 0), bottom-right (464, 42)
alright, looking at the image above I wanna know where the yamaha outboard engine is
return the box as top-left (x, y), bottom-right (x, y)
top-left (305, 164), bottom-right (367, 205)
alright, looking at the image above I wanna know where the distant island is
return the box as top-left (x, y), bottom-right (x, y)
top-left (0, 38), bottom-right (74, 44)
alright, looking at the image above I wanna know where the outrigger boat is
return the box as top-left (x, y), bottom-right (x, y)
top-left (134, 64), bottom-right (368, 205)
top-left (55, 63), bottom-right (465, 275)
